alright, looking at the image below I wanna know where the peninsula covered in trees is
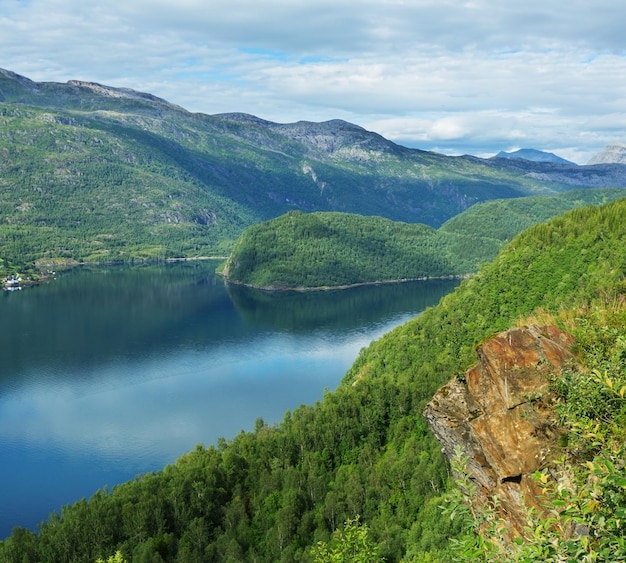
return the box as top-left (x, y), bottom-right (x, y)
top-left (220, 188), bottom-right (626, 289)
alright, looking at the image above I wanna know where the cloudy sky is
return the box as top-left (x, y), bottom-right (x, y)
top-left (2, 0), bottom-right (626, 163)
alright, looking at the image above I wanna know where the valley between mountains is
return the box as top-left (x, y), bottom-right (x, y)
top-left (2, 66), bottom-right (626, 283)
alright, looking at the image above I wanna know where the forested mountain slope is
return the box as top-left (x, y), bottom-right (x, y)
top-left (220, 188), bottom-right (626, 289)
top-left (2, 200), bottom-right (625, 562)
top-left (437, 186), bottom-right (626, 272)
top-left (2, 68), bottom-right (626, 272)
top-left (220, 211), bottom-right (454, 289)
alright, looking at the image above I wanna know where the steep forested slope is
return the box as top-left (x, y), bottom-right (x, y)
top-left (346, 199), bottom-right (626, 391)
top-left (437, 186), bottom-right (626, 273)
top-left (2, 68), bottom-right (626, 274)
top-left (2, 200), bottom-right (625, 562)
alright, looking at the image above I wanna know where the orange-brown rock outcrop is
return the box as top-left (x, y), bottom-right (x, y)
top-left (424, 325), bottom-right (577, 538)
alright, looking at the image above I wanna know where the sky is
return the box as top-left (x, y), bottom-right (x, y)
top-left (2, 0), bottom-right (626, 164)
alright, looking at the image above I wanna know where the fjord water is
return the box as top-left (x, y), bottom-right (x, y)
top-left (0, 261), bottom-right (459, 537)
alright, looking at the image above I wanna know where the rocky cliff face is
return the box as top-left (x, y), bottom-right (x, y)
top-left (424, 325), bottom-right (577, 537)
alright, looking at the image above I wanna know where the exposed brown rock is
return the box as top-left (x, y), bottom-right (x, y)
top-left (424, 325), bottom-right (576, 538)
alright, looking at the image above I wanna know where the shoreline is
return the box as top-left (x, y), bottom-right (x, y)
top-left (5, 256), bottom-right (469, 293)
top-left (219, 273), bottom-right (471, 293)
top-left (3, 256), bottom-right (229, 291)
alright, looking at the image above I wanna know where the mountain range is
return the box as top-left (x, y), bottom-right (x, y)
top-left (2, 67), bottom-right (626, 268)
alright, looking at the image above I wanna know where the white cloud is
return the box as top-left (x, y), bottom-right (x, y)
top-left (1, 0), bottom-right (626, 162)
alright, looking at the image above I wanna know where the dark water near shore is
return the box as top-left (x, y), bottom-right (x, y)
top-left (0, 261), bottom-right (459, 537)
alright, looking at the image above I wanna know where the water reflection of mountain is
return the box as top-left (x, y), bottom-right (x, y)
top-left (0, 262), bottom-right (459, 389)
top-left (226, 279), bottom-right (460, 333)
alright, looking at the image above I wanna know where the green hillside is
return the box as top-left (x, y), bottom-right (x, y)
top-left (2, 68), bottom-right (626, 277)
top-left (220, 211), bottom-right (454, 288)
top-left (2, 200), bottom-right (625, 562)
top-left (437, 186), bottom-right (626, 273)
top-left (221, 188), bottom-right (626, 289)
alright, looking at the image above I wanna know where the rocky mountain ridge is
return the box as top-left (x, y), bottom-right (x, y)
top-left (587, 142), bottom-right (626, 165)
top-left (216, 112), bottom-right (403, 160)
top-left (2, 67), bottom-right (626, 267)
top-left (494, 148), bottom-right (575, 165)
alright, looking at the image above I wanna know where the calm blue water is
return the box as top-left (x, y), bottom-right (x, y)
top-left (0, 261), bottom-right (459, 537)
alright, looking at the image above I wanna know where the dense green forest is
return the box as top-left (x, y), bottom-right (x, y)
top-left (3, 68), bottom-right (626, 281)
top-left (220, 188), bottom-right (626, 288)
top-left (2, 199), bottom-right (625, 562)
top-left (220, 211), bottom-right (454, 288)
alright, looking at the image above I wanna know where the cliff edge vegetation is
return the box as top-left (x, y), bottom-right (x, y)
top-left (1, 199), bottom-right (625, 562)
top-left (429, 314), bottom-right (626, 562)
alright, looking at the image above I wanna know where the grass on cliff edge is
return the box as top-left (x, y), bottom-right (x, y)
top-left (445, 297), bottom-right (626, 563)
